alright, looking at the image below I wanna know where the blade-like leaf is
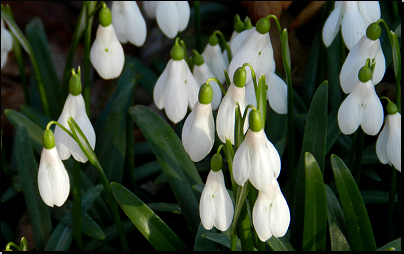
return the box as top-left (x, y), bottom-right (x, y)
top-left (111, 182), bottom-right (188, 251)
top-left (146, 203), bottom-right (182, 214)
top-left (14, 126), bottom-right (52, 251)
top-left (133, 161), bottom-right (162, 182)
top-left (194, 223), bottom-right (218, 251)
top-left (331, 154), bottom-right (377, 251)
top-left (266, 235), bottom-right (295, 251)
top-left (325, 184), bottom-right (351, 251)
top-left (44, 222), bottom-right (73, 251)
top-left (302, 152), bottom-right (327, 251)
top-left (129, 105), bottom-right (203, 236)
top-left (202, 232), bottom-right (241, 250)
top-left (377, 237), bottom-right (401, 251)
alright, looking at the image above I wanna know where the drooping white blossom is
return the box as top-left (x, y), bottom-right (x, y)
top-left (156, 1), bottom-right (190, 39)
top-left (201, 43), bottom-right (228, 84)
top-left (376, 113), bottom-right (401, 171)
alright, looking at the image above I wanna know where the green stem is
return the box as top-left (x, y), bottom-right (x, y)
top-left (230, 181), bottom-right (251, 251)
top-left (213, 30), bottom-right (232, 63)
top-left (392, 1), bottom-right (399, 20)
top-left (194, 1), bottom-right (202, 53)
top-left (352, 128), bottom-right (365, 186)
top-left (387, 167), bottom-right (397, 241)
top-left (206, 77), bottom-right (226, 96)
top-left (237, 203), bottom-right (254, 251)
top-left (73, 160), bottom-right (83, 249)
top-left (265, 15), bottom-right (283, 39)
top-left (224, 139), bottom-right (237, 198)
top-left (83, 1), bottom-right (95, 117)
top-left (348, 130), bottom-right (358, 172)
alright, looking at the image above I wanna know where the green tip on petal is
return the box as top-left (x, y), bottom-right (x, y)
top-left (69, 71), bottom-right (82, 96)
top-left (233, 67), bottom-right (246, 88)
top-left (249, 109), bottom-right (263, 132)
top-left (198, 83), bottom-right (213, 104)
top-left (209, 33), bottom-right (219, 46)
top-left (256, 17), bottom-right (270, 34)
top-left (366, 22), bottom-right (381, 41)
top-left (43, 129), bottom-right (55, 149)
top-left (244, 17), bottom-right (254, 30)
top-left (358, 66), bottom-right (372, 83)
top-left (193, 51), bottom-right (204, 66)
top-left (211, 154), bottom-right (222, 172)
top-left (386, 101), bottom-right (398, 115)
top-left (99, 5), bottom-right (112, 27)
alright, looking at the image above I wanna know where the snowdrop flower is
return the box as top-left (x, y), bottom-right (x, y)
top-left (233, 109), bottom-right (281, 193)
top-left (228, 17), bottom-right (273, 85)
top-left (200, 154), bottom-right (234, 231)
top-left (376, 102), bottom-right (401, 171)
top-left (252, 179), bottom-right (290, 242)
top-left (202, 33), bottom-right (228, 83)
top-left (338, 66), bottom-right (383, 135)
top-left (111, 1), bottom-right (147, 47)
top-left (153, 38), bottom-right (199, 123)
top-left (1, 18), bottom-right (13, 70)
top-left (156, 1), bottom-right (190, 39)
top-left (322, 1), bottom-right (380, 50)
top-left (340, 23), bottom-right (385, 94)
top-left (182, 84), bottom-right (215, 162)
top-left (38, 130), bottom-right (70, 207)
top-left (143, 1), bottom-right (158, 19)
top-left (54, 69), bottom-right (96, 163)
top-left (216, 67), bottom-right (247, 144)
top-left (90, 5), bottom-right (124, 79)
top-left (192, 51), bottom-right (222, 110)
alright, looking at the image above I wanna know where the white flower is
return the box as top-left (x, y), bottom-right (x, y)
top-left (111, 1), bottom-right (147, 47)
top-left (156, 1), bottom-right (190, 39)
top-left (233, 129), bottom-right (281, 193)
top-left (153, 59), bottom-right (199, 123)
top-left (322, 1), bottom-right (380, 50)
top-left (216, 83), bottom-right (247, 144)
top-left (337, 79), bottom-right (383, 135)
top-left (252, 179), bottom-right (290, 242)
top-left (143, 1), bottom-right (158, 19)
top-left (376, 113), bottom-right (401, 171)
top-left (38, 146), bottom-right (70, 207)
top-left (182, 101), bottom-right (215, 162)
top-left (192, 63), bottom-right (222, 110)
top-left (90, 24), bottom-right (124, 79)
top-left (1, 18), bottom-right (13, 70)
top-left (200, 169), bottom-right (234, 231)
top-left (340, 35), bottom-right (385, 94)
top-left (54, 94), bottom-right (96, 163)
top-left (201, 43), bottom-right (228, 84)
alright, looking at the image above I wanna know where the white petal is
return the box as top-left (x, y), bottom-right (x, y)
top-left (266, 71), bottom-right (288, 114)
top-left (230, 29), bottom-right (254, 57)
top-left (175, 1), bottom-right (190, 32)
top-left (360, 81), bottom-right (383, 135)
top-left (387, 113), bottom-right (401, 171)
top-left (143, 1), bottom-right (158, 19)
top-left (322, 1), bottom-right (343, 47)
top-left (112, 2), bottom-right (147, 46)
top-left (202, 44), bottom-right (227, 83)
top-left (184, 60), bottom-right (199, 110)
top-left (1, 19), bottom-right (13, 70)
top-left (372, 40), bottom-right (386, 85)
top-left (200, 178), bottom-right (215, 230)
top-left (269, 180), bottom-right (290, 237)
top-left (90, 24), bottom-right (125, 79)
top-left (182, 102), bottom-right (214, 162)
top-left (376, 120), bottom-right (389, 164)
top-left (153, 59), bottom-right (172, 109)
top-left (244, 80), bottom-right (257, 107)
top-left (211, 170), bottom-right (234, 231)
top-left (341, 2), bottom-right (367, 50)
top-left (338, 82), bottom-right (363, 135)
top-left (233, 136), bottom-right (251, 187)
top-left (156, 1), bottom-right (179, 39)
top-left (253, 190), bottom-right (273, 242)
top-left (358, 1), bottom-right (381, 24)
top-left (38, 147), bottom-right (70, 207)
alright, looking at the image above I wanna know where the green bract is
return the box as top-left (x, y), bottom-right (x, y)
top-left (358, 66), bottom-right (372, 83)
top-left (244, 16), bottom-right (253, 30)
top-left (99, 5), bottom-right (112, 27)
top-left (249, 109), bottom-right (263, 132)
top-left (43, 129), bottom-right (55, 149)
top-left (198, 83), bottom-right (213, 105)
top-left (211, 154), bottom-right (223, 172)
top-left (233, 67), bottom-right (246, 88)
top-left (256, 17), bottom-right (270, 35)
top-left (209, 33), bottom-right (219, 46)
top-left (234, 14), bottom-right (245, 33)
top-left (193, 51), bottom-right (204, 66)
top-left (366, 22), bottom-right (381, 41)
top-left (69, 70), bottom-right (82, 96)
top-left (171, 44), bottom-right (184, 61)
top-left (386, 101), bottom-right (398, 115)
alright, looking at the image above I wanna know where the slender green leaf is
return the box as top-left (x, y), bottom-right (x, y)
top-left (1, 185), bottom-right (20, 203)
top-left (266, 235), bottom-right (295, 251)
top-left (147, 203), bottom-right (182, 214)
top-left (81, 184), bottom-right (104, 212)
top-left (4, 109), bottom-right (43, 153)
top-left (1, 220), bottom-right (15, 244)
top-left (202, 232), bottom-right (242, 250)
top-left (326, 32), bottom-right (343, 111)
top-left (325, 184), bottom-right (351, 251)
top-left (362, 143), bottom-right (382, 165)
top-left (362, 168), bottom-right (381, 182)
top-left (125, 55), bottom-right (158, 95)
top-left (14, 126), bottom-right (52, 251)
top-left (44, 222), bottom-right (73, 251)
top-left (129, 105), bottom-right (203, 236)
top-left (331, 154), bottom-right (377, 251)
top-left (302, 152), bottom-right (327, 251)
top-left (361, 190), bottom-right (397, 204)
top-left (194, 223), bottom-right (218, 251)
top-left (111, 182), bottom-right (188, 251)
top-left (20, 105), bottom-right (52, 130)
top-left (326, 108), bottom-right (341, 155)
top-left (133, 161), bottom-right (163, 182)
top-left (377, 238), bottom-right (401, 251)
top-left (391, 31), bottom-right (401, 84)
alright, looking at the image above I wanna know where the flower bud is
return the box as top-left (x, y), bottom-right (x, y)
top-left (386, 101), bottom-right (398, 115)
top-left (69, 69), bottom-right (82, 96)
top-left (366, 22), bottom-right (381, 41)
top-left (244, 16), bottom-right (253, 30)
top-left (358, 66), bottom-right (372, 83)
top-left (209, 33), bottom-right (219, 46)
top-left (99, 5), bottom-right (112, 27)
top-left (256, 17), bottom-right (270, 35)
top-left (234, 67), bottom-right (246, 88)
top-left (170, 42), bottom-right (184, 61)
top-left (234, 14), bottom-right (245, 33)
top-left (43, 130), bottom-right (55, 150)
top-left (249, 109), bottom-right (263, 132)
top-left (211, 154), bottom-right (223, 172)
top-left (198, 83), bottom-right (213, 105)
